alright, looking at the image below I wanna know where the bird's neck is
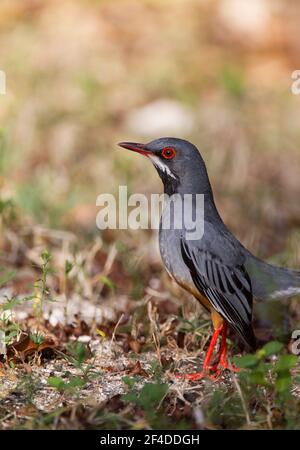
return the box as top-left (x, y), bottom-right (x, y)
top-left (162, 169), bottom-right (214, 197)
top-left (162, 174), bottom-right (223, 225)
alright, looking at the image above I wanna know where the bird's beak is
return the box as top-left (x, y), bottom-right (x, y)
top-left (118, 142), bottom-right (151, 157)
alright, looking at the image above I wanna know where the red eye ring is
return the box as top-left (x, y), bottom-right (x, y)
top-left (161, 147), bottom-right (176, 160)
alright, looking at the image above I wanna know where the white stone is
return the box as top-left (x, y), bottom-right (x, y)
top-left (125, 99), bottom-right (194, 136)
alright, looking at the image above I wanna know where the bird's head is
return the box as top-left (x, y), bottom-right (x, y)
top-left (118, 137), bottom-right (211, 195)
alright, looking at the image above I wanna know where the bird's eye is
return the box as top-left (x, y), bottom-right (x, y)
top-left (161, 147), bottom-right (176, 160)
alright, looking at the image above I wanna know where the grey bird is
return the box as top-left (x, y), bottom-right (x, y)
top-left (118, 138), bottom-right (300, 379)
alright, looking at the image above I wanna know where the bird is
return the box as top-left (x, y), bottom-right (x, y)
top-left (118, 138), bottom-right (300, 379)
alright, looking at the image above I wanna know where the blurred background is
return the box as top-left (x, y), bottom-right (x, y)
top-left (0, 0), bottom-right (300, 329)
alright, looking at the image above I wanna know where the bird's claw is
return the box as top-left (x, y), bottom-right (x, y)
top-left (218, 360), bottom-right (240, 373)
top-left (175, 361), bottom-right (239, 381)
top-left (175, 372), bottom-right (204, 381)
top-left (175, 364), bottom-right (220, 381)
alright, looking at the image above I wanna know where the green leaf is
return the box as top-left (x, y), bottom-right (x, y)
top-left (1, 296), bottom-right (22, 311)
top-left (275, 354), bottom-right (298, 372)
top-left (0, 270), bottom-right (15, 287)
top-left (261, 341), bottom-right (284, 357)
top-left (47, 376), bottom-right (85, 391)
top-left (234, 354), bottom-right (258, 369)
top-left (67, 377), bottom-right (85, 389)
top-left (65, 260), bottom-right (73, 276)
top-left (275, 374), bottom-right (291, 393)
top-left (99, 275), bottom-right (115, 291)
top-left (219, 65), bottom-right (245, 99)
top-left (4, 329), bottom-right (19, 343)
top-left (47, 376), bottom-right (66, 390)
top-left (41, 249), bottom-right (51, 263)
top-left (122, 376), bottom-right (135, 388)
top-left (123, 383), bottom-right (169, 410)
top-left (30, 332), bottom-right (45, 345)
top-left (249, 370), bottom-right (268, 386)
top-left (122, 392), bottom-right (138, 404)
top-left (66, 342), bottom-right (89, 367)
top-left (137, 383), bottom-right (169, 409)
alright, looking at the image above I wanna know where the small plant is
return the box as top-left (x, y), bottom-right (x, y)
top-left (33, 250), bottom-right (55, 327)
top-left (29, 332), bottom-right (45, 346)
top-left (0, 198), bottom-right (17, 226)
top-left (99, 275), bottom-right (115, 292)
top-left (122, 378), bottom-right (170, 429)
top-left (177, 316), bottom-right (210, 336)
top-left (234, 341), bottom-right (298, 395)
top-left (57, 341), bottom-right (98, 381)
top-left (176, 316), bottom-right (211, 350)
top-left (15, 373), bottom-right (39, 404)
top-left (63, 259), bottom-right (74, 322)
top-left (0, 270), bottom-right (32, 352)
top-left (206, 387), bottom-right (246, 429)
top-left (0, 302), bottom-right (21, 347)
top-left (232, 341), bottom-right (299, 428)
top-left (47, 375), bottom-right (86, 393)
top-left (147, 359), bottom-right (166, 381)
top-left (47, 342), bottom-right (98, 397)
top-left (0, 269), bottom-right (15, 288)
top-left (65, 342), bottom-right (90, 369)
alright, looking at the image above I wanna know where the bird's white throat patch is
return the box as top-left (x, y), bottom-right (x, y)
top-left (149, 155), bottom-right (177, 179)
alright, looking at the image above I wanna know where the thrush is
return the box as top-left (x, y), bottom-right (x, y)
top-left (118, 138), bottom-right (300, 379)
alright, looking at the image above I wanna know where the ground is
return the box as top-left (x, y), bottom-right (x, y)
top-left (0, 225), bottom-right (300, 429)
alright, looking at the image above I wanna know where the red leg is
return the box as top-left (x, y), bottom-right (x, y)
top-left (217, 322), bottom-right (239, 372)
top-left (219, 321), bottom-right (228, 367)
top-left (202, 324), bottom-right (222, 370)
top-left (178, 324), bottom-right (223, 381)
top-left (175, 321), bottom-right (240, 381)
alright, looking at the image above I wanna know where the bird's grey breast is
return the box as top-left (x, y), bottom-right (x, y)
top-left (158, 195), bottom-right (246, 288)
top-left (159, 198), bottom-right (193, 286)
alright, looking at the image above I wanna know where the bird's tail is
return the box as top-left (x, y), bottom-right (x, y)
top-left (245, 255), bottom-right (300, 301)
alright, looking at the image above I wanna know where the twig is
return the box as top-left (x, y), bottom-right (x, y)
top-left (147, 299), bottom-right (161, 364)
top-left (111, 313), bottom-right (124, 344)
top-left (231, 368), bottom-right (251, 426)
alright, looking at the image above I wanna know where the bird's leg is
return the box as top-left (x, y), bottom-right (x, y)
top-left (202, 324), bottom-right (223, 370)
top-left (180, 324), bottom-right (223, 381)
top-left (176, 318), bottom-right (239, 381)
top-left (217, 321), bottom-right (239, 373)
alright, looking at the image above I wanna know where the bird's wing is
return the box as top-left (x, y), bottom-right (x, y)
top-left (181, 235), bottom-right (256, 348)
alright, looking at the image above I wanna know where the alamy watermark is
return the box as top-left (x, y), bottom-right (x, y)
top-left (291, 330), bottom-right (300, 355)
top-left (291, 70), bottom-right (300, 95)
top-left (96, 185), bottom-right (204, 240)
top-left (0, 71), bottom-right (6, 95)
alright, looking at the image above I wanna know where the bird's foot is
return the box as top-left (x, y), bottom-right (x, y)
top-left (217, 359), bottom-right (240, 373)
top-left (175, 364), bottom-right (220, 381)
top-left (175, 361), bottom-right (239, 381)
top-left (176, 371), bottom-right (205, 381)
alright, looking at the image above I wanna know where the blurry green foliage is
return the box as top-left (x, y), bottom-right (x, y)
top-left (219, 65), bottom-right (245, 99)
top-left (47, 375), bottom-right (86, 392)
top-left (123, 380), bottom-right (170, 429)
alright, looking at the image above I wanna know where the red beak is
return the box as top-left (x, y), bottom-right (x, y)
top-left (118, 142), bottom-right (151, 157)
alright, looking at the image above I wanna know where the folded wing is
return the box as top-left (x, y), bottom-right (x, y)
top-left (181, 238), bottom-right (256, 349)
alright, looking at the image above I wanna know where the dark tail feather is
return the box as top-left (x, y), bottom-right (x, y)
top-left (245, 255), bottom-right (300, 301)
